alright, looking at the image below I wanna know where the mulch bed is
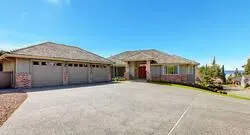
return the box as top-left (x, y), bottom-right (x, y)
top-left (0, 90), bottom-right (28, 127)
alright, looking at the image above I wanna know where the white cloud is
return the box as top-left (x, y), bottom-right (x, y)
top-left (46, 0), bottom-right (71, 5)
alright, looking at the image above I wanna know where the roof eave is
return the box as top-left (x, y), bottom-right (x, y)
top-left (5, 53), bottom-right (113, 65)
top-left (157, 62), bottom-right (200, 66)
top-left (0, 54), bottom-right (7, 61)
top-left (122, 58), bottom-right (155, 62)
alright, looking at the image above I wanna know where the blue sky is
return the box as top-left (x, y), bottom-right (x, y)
top-left (0, 0), bottom-right (249, 70)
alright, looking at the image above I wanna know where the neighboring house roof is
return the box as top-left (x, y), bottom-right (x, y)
top-left (232, 77), bottom-right (242, 82)
top-left (108, 49), bottom-right (199, 66)
top-left (0, 42), bottom-right (111, 64)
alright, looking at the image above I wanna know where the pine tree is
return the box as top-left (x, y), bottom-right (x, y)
top-left (221, 65), bottom-right (226, 83)
top-left (244, 59), bottom-right (250, 75)
top-left (0, 50), bottom-right (6, 56)
top-left (234, 68), bottom-right (242, 77)
top-left (212, 56), bottom-right (216, 65)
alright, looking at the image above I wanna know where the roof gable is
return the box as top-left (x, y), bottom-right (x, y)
top-left (109, 49), bottom-right (199, 65)
top-left (10, 42), bottom-right (111, 64)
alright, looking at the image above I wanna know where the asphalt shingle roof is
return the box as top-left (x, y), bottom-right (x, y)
top-left (108, 49), bottom-right (199, 65)
top-left (10, 42), bottom-right (111, 64)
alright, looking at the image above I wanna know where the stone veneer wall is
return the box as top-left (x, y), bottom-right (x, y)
top-left (15, 72), bottom-right (32, 88)
top-left (151, 74), bottom-right (195, 84)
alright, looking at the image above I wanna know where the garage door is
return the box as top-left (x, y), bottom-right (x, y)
top-left (92, 65), bottom-right (109, 83)
top-left (68, 64), bottom-right (88, 84)
top-left (32, 61), bottom-right (63, 87)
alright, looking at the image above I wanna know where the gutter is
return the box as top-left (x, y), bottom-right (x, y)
top-left (4, 53), bottom-right (113, 65)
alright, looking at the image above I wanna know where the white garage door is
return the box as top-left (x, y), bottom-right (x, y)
top-left (32, 61), bottom-right (63, 87)
top-left (68, 64), bottom-right (88, 84)
top-left (92, 65), bottom-right (109, 83)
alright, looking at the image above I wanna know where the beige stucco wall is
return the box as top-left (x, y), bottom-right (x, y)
top-left (2, 58), bottom-right (15, 72)
top-left (16, 58), bottom-right (31, 73)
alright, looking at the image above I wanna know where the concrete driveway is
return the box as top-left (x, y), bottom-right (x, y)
top-left (1, 81), bottom-right (250, 135)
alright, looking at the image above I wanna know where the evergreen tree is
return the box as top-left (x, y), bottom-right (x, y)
top-left (221, 65), bottom-right (226, 83)
top-left (0, 50), bottom-right (6, 56)
top-left (234, 68), bottom-right (242, 77)
top-left (244, 59), bottom-right (250, 75)
top-left (212, 56), bottom-right (216, 65)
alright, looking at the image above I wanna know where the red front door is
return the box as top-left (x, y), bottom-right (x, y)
top-left (139, 66), bottom-right (146, 79)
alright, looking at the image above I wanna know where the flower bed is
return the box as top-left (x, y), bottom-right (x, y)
top-left (0, 90), bottom-right (28, 126)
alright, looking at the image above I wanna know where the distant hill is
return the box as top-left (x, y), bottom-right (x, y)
top-left (225, 70), bottom-right (244, 78)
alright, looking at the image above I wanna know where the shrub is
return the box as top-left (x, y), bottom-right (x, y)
top-left (112, 77), bottom-right (126, 81)
top-left (149, 80), bottom-right (227, 95)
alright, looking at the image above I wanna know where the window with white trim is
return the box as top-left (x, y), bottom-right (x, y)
top-left (164, 65), bottom-right (179, 75)
top-left (187, 65), bottom-right (193, 74)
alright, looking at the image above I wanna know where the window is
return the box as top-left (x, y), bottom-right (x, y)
top-left (91, 65), bottom-right (95, 68)
top-left (41, 62), bottom-right (47, 66)
top-left (79, 64), bottom-right (83, 67)
top-left (165, 65), bottom-right (178, 74)
top-left (56, 63), bottom-right (62, 66)
top-left (96, 65), bottom-right (100, 68)
top-left (187, 65), bottom-right (193, 74)
top-left (84, 64), bottom-right (88, 67)
top-left (103, 66), bottom-right (106, 68)
top-left (68, 64), bottom-right (73, 67)
top-left (65, 64), bottom-right (68, 67)
top-left (33, 61), bottom-right (39, 65)
top-left (74, 64), bottom-right (78, 67)
top-left (0, 63), bottom-right (2, 71)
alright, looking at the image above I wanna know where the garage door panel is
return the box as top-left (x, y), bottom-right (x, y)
top-left (32, 65), bottom-right (63, 87)
top-left (92, 67), bottom-right (109, 82)
top-left (68, 67), bottom-right (88, 84)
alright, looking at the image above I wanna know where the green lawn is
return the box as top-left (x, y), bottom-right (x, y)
top-left (149, 82), bottom-right (250, 101)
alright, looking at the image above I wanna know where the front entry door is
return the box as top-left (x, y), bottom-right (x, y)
top-left (139, 66), bottom-right (146, 79)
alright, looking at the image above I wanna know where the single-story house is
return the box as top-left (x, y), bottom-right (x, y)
top-left (109, 49), bottom-right (199, 84)
top-left (0, 42), bottom-right (112, 88)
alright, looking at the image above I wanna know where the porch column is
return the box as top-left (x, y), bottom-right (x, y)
top-left (146, 60), bottom-right (151, 81)
top-left (124, 62), bottom-right (129, 80)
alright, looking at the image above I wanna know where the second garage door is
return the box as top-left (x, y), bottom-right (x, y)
top-left (32, 61), bottom-right (63, 87)
top-left (92, 65), bottom-right (109, 83)
top-left (68, 63), bottom-right (88, 84)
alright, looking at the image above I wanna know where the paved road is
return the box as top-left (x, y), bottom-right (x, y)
top-left (1, 81), bottom-right (250, 135)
